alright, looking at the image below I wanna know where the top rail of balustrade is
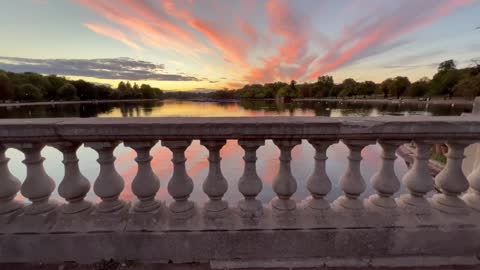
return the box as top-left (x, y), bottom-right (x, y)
top-left (0, 116), bottom-right (480, 142)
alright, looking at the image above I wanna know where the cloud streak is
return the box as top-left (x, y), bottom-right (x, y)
top-left (83, 23), bottom-right (142, 50)
top-left (71, 0), bottom-right (476, 85)
top-left (306, 0), bottom-right (474, 80)
top-left (0, 57), bottom-right (201, 81)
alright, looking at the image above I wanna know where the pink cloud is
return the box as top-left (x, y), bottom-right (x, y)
top-left (307, 0), bottom-right (474, 80)
top-left (161, 0), bottom-right (251, 67)
top-left (244, 0), bottom-right (312, 83)
top-left (84, 23), bottom-right (142, 50)
top-left (237, 19), bottom-right (258, 42)
top-left (77, 0), bottom-right (208, 55)
top-left (75, 0), bottom-right (474, 86)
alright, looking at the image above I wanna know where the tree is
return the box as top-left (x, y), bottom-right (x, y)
top-left (46, 75), bottom-right (67, 100)
top-left (380, 78), bottom-right (393, 98)
top-left (338, 78), bottom-right (358, 97)
top-left (16, 84), bottom-right (43, 101)
top-left (290, 80), bottom-right (299, 97)
top-left (57, 83), bottom-right (78, 100)
top-left (314, 75), bottom-right (334, 97)
top-left (389, 77), bottom-right (410, 99)
top-left (277, 85), bottom-right (296, 99)
top-left (431, 70), bottom-right (461, 98)
top-left (153, 88), bottom-right (163, 99)
top-left (140, 84), bottom-right (155, 99)
top-left (438, 59), bottom-right (456, 73)
top-left (0, 73), bottom-right (14, 101)
top-left (22, 72), bottom-right (52, 98)
top-left (72, 80), bottom-right (98, 100)
top-left (357, 81), bottom-right (377, 96)
top-left (406, 79), bottom-right (429, 97)
top-left (453, 74), bottom-right (480, 98)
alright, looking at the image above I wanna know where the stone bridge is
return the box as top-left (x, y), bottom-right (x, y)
top-left (1, 116), bottom-right (480, 269)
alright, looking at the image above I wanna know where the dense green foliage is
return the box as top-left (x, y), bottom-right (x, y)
top-left (0, 70), bottom-right (163, 102)
top-left (1, 59), bottom-right (479, 102)
top-left (163, 60), bottom-right (480, 101)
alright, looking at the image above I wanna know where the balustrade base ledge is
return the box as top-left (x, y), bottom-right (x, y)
top-left (0, 227), bottom-right (480, 267)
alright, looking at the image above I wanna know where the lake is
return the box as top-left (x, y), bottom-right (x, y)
top-left (1, 100), bottom-right (471, 204)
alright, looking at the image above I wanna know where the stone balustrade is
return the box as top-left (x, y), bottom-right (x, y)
top-left (1, 116), bottom-right (480, 267)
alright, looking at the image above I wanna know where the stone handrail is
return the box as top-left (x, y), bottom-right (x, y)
top-left (1, 116), bottom-right (480, 267)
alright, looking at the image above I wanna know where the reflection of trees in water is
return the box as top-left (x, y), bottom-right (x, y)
top-left (0, 101), bottom-right (166, 118)
top-left (118, 101), bottom-right (164, 117)
top-left (0, 100), bottom-right (470, 119)
top-left (239, 100), bottom-right (301, 114)
top-left (237, 100), bottom-right (471, 117)
top-left (79, 103), bottom-right (116, 117)
top-left (141, 101), bottom-right (159, 117)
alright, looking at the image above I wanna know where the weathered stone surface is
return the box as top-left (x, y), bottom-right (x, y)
top-left (1, 226), bottom-right (480, 265)
top-left (1, 117), bottom-right (480, 267)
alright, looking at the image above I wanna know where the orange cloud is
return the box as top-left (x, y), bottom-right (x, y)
top-left (161, 0), bottom-right (250, 68)
top-left (307, 0), bottom-right (474, 80)
top-left (76, 0), bottom-right (474, 87)
top-left (83, 23), bottom-right (142, 50)
top-left (244, 0), bottom-right (312, 83)
top-left (237, 19), bottom-right (258, 42)
top-left (77, 0), bottom-right (208, 56)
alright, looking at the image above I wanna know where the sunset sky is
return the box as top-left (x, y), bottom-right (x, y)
top-left (0, 0), bottom-right (479, 91)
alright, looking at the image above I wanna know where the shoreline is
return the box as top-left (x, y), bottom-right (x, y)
top-left (0, 97), bottom-right (474, 108)
top-left (296, 97), bottom-right (473, 106)
top-left (0, 99), bottom-right (163, 107)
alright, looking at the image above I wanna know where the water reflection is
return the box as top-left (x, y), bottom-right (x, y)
top-left (0, 99), bottom-right (471, 118)
top-left (3, 99), bottom-right (465, 204)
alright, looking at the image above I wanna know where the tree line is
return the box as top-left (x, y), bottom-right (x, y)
top-left (1, 59), bottom-right (479, 102)
top-left (0, 70), bottom-right (163, 102)
top-left (164, 59), bottom-right (480, 101)
top-left (231, 60), bottom-right (480, 100)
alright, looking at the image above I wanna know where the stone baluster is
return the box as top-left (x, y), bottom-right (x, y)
top-left (0, 143), bottom-right (23, 215)
top-left (13, 143), bottom-right (57, 214)
top-left (432, 141), bottom-right (470, 215)
top-left (464, 146), bottom-right (480, 211)
top-left (124, 141), bottom-right (161, 212)
top-left (305, 140), bottom-right (335, 210)
top-left (334, 140), bottom-right (371, 211)
top-left (162, 140), bottom-right (194, 217)
top-left (201, 140), bottom-right (228, 213)
top-left (53, 142), bottom-right (92, 214)
top-left (366, 140), bottom-right (403, 213)
top-left (398, 140), bottom-right (434, 215)
top-left (238, 140), bottom-right (265, 217)
top-left (86, 142), bottom-right (126, 213)
top-left (271, 139), bottom-right (301, 211)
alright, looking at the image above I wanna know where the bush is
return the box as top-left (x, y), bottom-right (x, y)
top-left (16, 84), bottom-right (43, 101)
top-left (57, 83), bottom-right (78, 100)
top-left (0, 73), bottom-right (14, 101)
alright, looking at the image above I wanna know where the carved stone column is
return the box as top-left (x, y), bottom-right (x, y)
top-left (52, 142), bottom-right (92, 214)
top-left (86, 142), bottom-right (126, 213)
top-left (201, 140), bottom-right (228, 213)
top-left (125, 141), bottom-right (161, 212)
top-left (432, 141), bottom-right (470, 215)
top-left (0, 144), bottom-right (23, 215)
top-left (14, 143), bottom-right (57, 215)
top-left (305, 140), bottom-right (335, 210)
top-left (334, 140), bottom-right (371, 211)
top-left (366, 140), bottom-right (403, 214)
top-left (162, 140), bottom-right (194, 217)
top-left (271, 139), bottom-right (301, 211)
top-left (464, 153), bottom-right (480, 212)
top-left (238, 140), bottom-right (265, 217)
top-left (398, 140), bottom-right (434, 215)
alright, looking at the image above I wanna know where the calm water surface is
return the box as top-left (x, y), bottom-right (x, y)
top-left (2, 100), bottom-right (471, 203)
